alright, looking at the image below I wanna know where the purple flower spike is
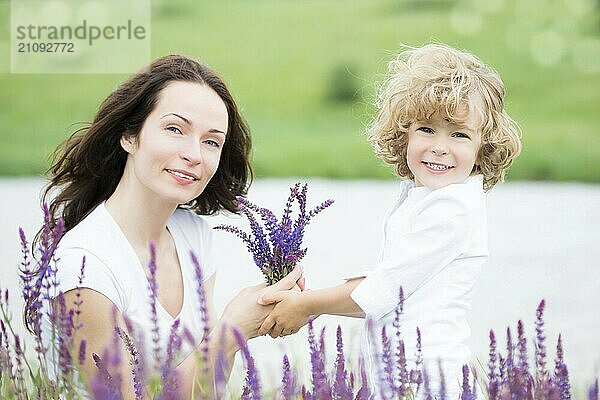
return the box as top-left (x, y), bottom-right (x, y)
top-left (13, 335), bottom-right (26, 397)
top-left (488, 330), bottom-right (499, 400)
top-left (380, 326), bottom-right (395, 394)
top-left (115, 327), bottom-right (144, 400)
top-left (92, 353), bottom-right (121, 399)
top-left (555, 334), bottom-right (564, 372)
top-left (556, 363), bottom-right (572, 400)
top-left (214, 345), bottom-right (227, 400)
top-left (516, 320), bottom-right (528, 373)
top-left (307, 318), bottom-right (329, 399)
top-left (422, 365), bottom-right (433, 400)
top-left (535, 300), bottom-right (548, 381)
top-left (161, 318), bottom-right (182, 397)
top-left (72, 255), bottom-right (86, 333)
top-left (146, 241), bottom-right (161, 371)
top-left (355, 356), bottom-right (371, 400)
top-left (78, 339), bottom-right (87, 366)
top-left (589, 379), bottom-right (599, 400)
top-left (281, 354), bottom-right (297, 400)
top-left (411, 326), bottom-right (423, 391)
top-left (461, 365), bottom-right (474, 400)
top-left (231, 327), bottom-right (262, 400)
top-left (190, 251), bottom-right (210, 377)
top-left (332, 325), bottom-right (352, 399)
top-left (214, 182), bottom-right (333, 285)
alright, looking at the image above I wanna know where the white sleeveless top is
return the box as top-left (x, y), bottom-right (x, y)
top-left (41, 202), bottom-right (216, 376)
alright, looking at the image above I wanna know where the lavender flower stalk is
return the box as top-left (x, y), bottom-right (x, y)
top-left (115, 327), bottom-right (144, 400)
top-left (281, 354), bottom-right (297, 400)
top-left (161, 319), bottom-right (182, 398)
top-left (91, 353), bottom-right (122, 399)
top-left (355, 357), bottom-right (371, 400)
top-left (307, 318), bottom-right (329, 399)
top-left (147, 242), bottom-right (162, 370)
top-left (535, 300), bottom-right (548, 382)
top-left (214, 182), bottom-right (333, 284)
top-left (190, 251), bottom-right (210, 380)
top-left (488, 330), bottom-right (499, 400)
top-left (411, 327), bottom-right (423, 391)
top-left (380, 326), bottom-right (395, 393)
top-left (589, 379), bottom-right (599, 400)
top-left (393, 287), bottom-right (409, 395)
top-left (461, 365), bottom-right (474, 400)
top-left (332, 325), bottom-right (352, 399)
top-left (231, 327), bottom-right (262, 400)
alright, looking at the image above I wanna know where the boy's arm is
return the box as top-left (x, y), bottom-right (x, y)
top-left (257, 278), bottom-right (365, 337)
top-left (303, 278), bottom-right (365, 317)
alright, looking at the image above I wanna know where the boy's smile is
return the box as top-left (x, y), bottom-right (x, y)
top-left (406, 104), bottom-right (482, 190)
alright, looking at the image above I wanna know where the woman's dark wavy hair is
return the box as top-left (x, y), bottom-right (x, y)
top-left (44, 54), bottom-right (252, 233)
top-left (25, 55), bottom-right (252, 331)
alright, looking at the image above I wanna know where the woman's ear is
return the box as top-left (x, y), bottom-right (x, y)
top-left (120, 134), bottom-right (137, 154)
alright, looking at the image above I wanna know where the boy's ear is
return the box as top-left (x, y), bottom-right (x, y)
top-left (120, 134), bottom-right (137, 154)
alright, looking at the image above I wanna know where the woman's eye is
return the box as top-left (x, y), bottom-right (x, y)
top-left (418, 127), bottom-right (433, 134)
top-left (204, 139), bottom-right (221, 148)
top-left (166, 126), bottom-right (183, 135)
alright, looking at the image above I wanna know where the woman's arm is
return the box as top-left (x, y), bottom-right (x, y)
top-left (177, 265), bottom-right (305, 396)
top-left (60, 266), bottom-right (303, 398)
top-left (60, 289), bottom-right (146, 399)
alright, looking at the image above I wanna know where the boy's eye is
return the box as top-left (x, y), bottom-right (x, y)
top-left (166, 126), bottom-right (183, 135)
top-left (452, 132), bottom-right (470, 139)
top-left (417, 127), bottom-right (433, 134)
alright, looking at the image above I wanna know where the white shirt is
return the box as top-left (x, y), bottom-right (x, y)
top-left (41, 202), bottom-right (216, 377)
top-left (350, 175), bottom-right (488, 398)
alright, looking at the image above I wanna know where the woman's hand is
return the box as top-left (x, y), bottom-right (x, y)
top-left (220, 265), bottom-right (304, 340)
top-left (257, 290), bottom-right (311, 338)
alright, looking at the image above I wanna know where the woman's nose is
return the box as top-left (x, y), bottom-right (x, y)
top-left (181, 140), bottom-right (203, 165)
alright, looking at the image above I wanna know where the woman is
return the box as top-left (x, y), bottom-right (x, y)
top-left (30, 55), bottom-right (302, 397)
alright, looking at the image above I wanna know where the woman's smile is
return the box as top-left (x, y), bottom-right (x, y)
top-left (165, 168), bottom-right (200, 185)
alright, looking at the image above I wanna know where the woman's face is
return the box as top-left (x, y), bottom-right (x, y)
top-left (121, 81), bottom-right (228, 206)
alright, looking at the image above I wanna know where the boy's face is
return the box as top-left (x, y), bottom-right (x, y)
top-left (406, 104), bottom-right (482, 190)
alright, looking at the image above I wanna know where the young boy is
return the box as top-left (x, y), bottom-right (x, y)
top-left (258, 43), bottom-right (521, 398)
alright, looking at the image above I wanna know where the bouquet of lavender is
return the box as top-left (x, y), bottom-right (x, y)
top-left (214, 182), bottom-right (333, 285)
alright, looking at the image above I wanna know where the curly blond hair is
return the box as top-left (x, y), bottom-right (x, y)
top-left (367, 43), bottom-right (521, 191)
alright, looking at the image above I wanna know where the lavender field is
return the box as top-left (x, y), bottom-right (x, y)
top-left (1, 177), bottom-right (599, 394)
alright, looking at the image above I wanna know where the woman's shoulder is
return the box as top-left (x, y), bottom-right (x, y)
top-left (58, 203), bottom-right (114, 250)
top-left (53, 204), bottom-right (134, 308)
top-left (56, 203), bottom-right (135, 277)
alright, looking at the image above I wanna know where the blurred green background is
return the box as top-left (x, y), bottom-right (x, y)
top-left (1, 0), bottom-right (599, 181)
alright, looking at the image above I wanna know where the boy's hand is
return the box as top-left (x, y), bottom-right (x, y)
top-left (257, 290), bottom-right (311, 338)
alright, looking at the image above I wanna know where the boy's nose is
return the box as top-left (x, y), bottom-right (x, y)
top-left (430, 142), bottom-right (448, 155)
